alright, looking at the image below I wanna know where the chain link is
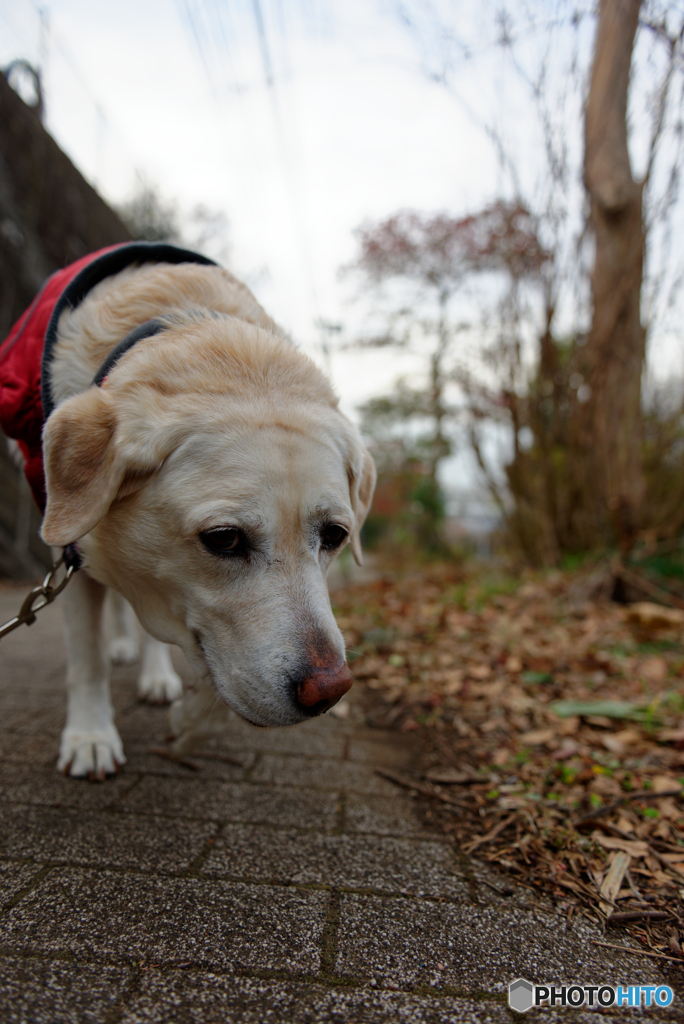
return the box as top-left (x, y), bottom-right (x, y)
top-left (0, 555), bottom-right (75, 640)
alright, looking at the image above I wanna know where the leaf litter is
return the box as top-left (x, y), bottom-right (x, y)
top-left (333, 563), bottom-right (684, 967)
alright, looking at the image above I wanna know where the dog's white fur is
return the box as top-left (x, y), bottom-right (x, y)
top-left (39, 261), bottom-right (375, 778)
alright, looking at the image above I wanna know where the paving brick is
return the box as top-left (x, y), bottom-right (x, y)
top-left (0, 729), bottom-right (58, 766)
top-left (0, 955), bottom-right (135, 1024)
top-left (335, 895), bottom-right (667, 992)
top-left (0, 760), bottom-right (132, 810)
top-left (116, 704), bottom-right (179, 745)
top-left (1, 585), bottom-right (679, 1024)
top-left (0, 700), bottom-right (64, 735)
top-left (0, 804), bottom-right (216, 872)
top-left (218, 715), bottom-right (348, 758)
top-left (121, 775), bottom-right (340, 829)
top-left (0, 599), bottom-right (65, 677)
top-left (0, 710), bottom-right (34, 731)
top-left (121, 972), bottom-right (512, 1024)
top-left (249, 753), bottom-right (398, 795)
top-left (0, 861), bottom-right (43, 905)
top-left (346, 733), bottom-right (421, 768)
top-left (469, 857), bottom-right (553, 908)
top-left (202, 824), bottom-right (470, 898)
top-left (0, 868), bottom-right (328, 971)
top-left (344, 792), bottom-right (423, 837)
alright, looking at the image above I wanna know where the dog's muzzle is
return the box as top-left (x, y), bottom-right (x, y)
top-left (294, 662), bottom-right (353, 716)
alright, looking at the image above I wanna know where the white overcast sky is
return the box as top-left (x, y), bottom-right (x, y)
top-left (1, 0), bottom-right (683, 500)
top-left (0, 3), bottom-right (532, 372)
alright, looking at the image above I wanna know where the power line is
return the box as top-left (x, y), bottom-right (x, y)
top-left (180, 0), bottom-right (325, 343)
top-left (251, 0), bottom-right (275, 88)
top-left (174, 0), bottom-right (268, 262)
top-left (249, 0), bottom-right (323, 329)
top-left (179, 0), bottom-right (219, 97)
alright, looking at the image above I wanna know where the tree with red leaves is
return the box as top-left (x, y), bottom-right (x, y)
top-left (354, 204), bottom-right (548, 286)
top-left (348, 201), bottom-right (549, 546)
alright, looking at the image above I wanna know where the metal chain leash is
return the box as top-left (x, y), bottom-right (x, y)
top-left (0, 554), bottom-right (75, 640)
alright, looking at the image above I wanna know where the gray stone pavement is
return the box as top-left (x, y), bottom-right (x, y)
top-left (0, 583), bottom-right (679, 1023)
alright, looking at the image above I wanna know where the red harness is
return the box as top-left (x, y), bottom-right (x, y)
top-left (0, 242), bottom-right (215, 512)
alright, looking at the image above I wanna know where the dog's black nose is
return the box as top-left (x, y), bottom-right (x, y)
top-left (294, 662), bottom-right (353, 716)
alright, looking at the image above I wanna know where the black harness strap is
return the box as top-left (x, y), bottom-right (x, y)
top-left (92, 318), bottom-right (166, 386)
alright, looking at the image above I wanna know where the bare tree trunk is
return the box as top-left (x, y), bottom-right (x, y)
top-left (573, 0), bottom-right (645, 551)
top-left (427, 289), bottom-right (450, 490)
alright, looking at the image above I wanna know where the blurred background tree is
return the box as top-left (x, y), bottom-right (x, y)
top-left (346, 203), bottom-right (548, 554)
top-left (349, 0), bottom-right (684, 569)
top-left (118, 176), bottom-right (231, 265)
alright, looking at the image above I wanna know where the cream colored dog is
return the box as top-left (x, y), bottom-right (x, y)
top-left (39, 260), bottom-right (375, 779)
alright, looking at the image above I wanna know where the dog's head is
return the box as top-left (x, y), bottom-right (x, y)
top-left (41, 314), bottom-right (375, 726)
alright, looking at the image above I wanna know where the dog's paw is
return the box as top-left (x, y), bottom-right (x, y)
top-left (58, 726), bottom-right (126, 781)
top-left (109, 636), bottom-right (140, 664)
top-left (169, 681), bottom-right (231, 753)
top-left (137, 665), bottom-right (183, 705)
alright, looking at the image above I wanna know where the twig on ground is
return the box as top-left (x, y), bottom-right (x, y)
top-left (574, 789), bottom-right (682, 825)
top-left (625, 867), bottom-right (644, 901)
top-left (463, 814), bottom-right (518, 854)
top-left (375, 768), bottom-right (470, 806)
top-left (192, 751), bottom-right (245, 767)
top-left (147, 746), bottom-right (201, 771)
top-left (607, 911), bottom-right (672, 924)
top-left (591, 940), bottom-right (682, 962)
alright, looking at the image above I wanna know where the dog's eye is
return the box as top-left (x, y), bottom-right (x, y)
top-left (199, 528), bottom-right (244, 556)
top-left (320, 524), bottom-right (348, 550)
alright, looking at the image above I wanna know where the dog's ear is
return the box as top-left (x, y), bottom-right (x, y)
top-left (41, 388), bottom-right (123, 545)
top-left (40, 387), bottom-right (159, 546)
top-left (348, 446), bottom-right (376, 566)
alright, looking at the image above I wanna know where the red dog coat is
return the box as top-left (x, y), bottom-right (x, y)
top-left (0, 242), bottom-right (215, 511)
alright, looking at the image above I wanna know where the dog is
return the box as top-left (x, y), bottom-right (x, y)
top-left (0, 243), bottom-right (375, 779)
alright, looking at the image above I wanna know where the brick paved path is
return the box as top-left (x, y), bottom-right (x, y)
top-left (0, 585), bottom-right (676, 1023)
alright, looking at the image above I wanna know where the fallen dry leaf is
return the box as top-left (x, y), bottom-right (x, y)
top-left (657, 798), bottom-right (680, 821)
top-left (654, 820), bottom-right (672, 840)
top-left (593, 834), bottom-right (650, 859)
top-left (653, 775), bottom-right (682, 793)
top-left (625, 602), bottom-right (684, 629)
top-left (553, 741), bottom-right (580, 759)
top-left (352, 657), bottom-right (385, 679)
top-left (519, 728), bottom-right (556, 746)
top-left (467, 663), bottom-right (492, 680)
top-left (599, 851), bottom-right (631, 918)
top-left (658, 727), bottom-right (684, 743)
top-left (590, 774), bottom-right (623, 797)
top-left (638, 656), bottom-right (668, 683)
top-left (601, 728), bottom-right (643, 755)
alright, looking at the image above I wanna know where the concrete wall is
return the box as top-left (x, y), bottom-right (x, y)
top-left (0, 70), bottom-right (132, 577)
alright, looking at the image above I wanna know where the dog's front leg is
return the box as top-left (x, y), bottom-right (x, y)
top-left (108, 590), bottom-right (140, 664)
top-left (58, 570), bottom-right (125, 780)
top-left (137, 633), bottom-right (183, 704)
